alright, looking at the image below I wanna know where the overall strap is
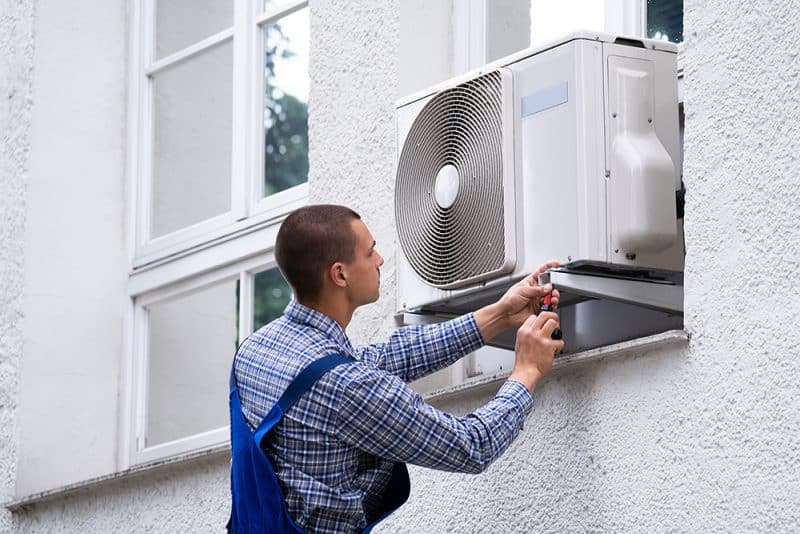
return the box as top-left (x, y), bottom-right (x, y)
top-left (253, 353), bottom-right (353, 446)
top-left (276, 353), bottom-right (352, 412)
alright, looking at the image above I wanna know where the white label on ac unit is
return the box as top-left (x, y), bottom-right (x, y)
top-left (521, 81), bottom-right (569, 117)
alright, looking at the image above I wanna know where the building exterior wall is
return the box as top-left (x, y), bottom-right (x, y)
top-left (385, 0), bottom-right (800, 531)
top-left (14, 0), bottom-right (127, 496)
top-left (5, 1), bottom-right (800, 533)
top-left (0, 0), bottom-right (36, 530)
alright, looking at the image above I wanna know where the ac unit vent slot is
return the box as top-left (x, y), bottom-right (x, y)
top-left (395, 70), bottom-right (510, 289)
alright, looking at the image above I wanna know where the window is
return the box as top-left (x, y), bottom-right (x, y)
top-left (124, 0), bottom-right (308, 467)
top-left (646, 0), bottom-right (683, 43)
top-left (469, 1), bottom-right (685, 69)
top-left (129, 0), bottom-right (310, 267)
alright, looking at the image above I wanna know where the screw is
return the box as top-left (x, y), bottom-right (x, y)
top-left (614, 249), bottom-right (619, 253)
top-left (567, 255), bottom-right (572, 261)
top-left (648, 118), bottom-right (653, 123)
top-left (612, 112), bottom-right (617, 118)
top-left (626, 253), bottom-right (637, 260)
top-left (605, 170), bottom-right (611, 178)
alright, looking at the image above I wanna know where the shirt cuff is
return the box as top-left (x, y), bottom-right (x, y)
top-left (496, 379), bottom-right (534, 416)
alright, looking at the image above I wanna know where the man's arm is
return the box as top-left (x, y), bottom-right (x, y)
top-left (334, 309), bottom-right (564, 472)
top-left (354, 315), bottom-right (484, 383)
top-left (356, 260), bottom-right (561, 380)
top-left (333, 363), bottom-right (533, 474)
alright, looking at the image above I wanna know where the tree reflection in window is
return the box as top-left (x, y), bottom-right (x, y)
top-left (253, 268), bottom-right (292, 331)
top-left (263, 9), bottom-right (309, 197)
top-left (647, 0), bottom-right (683, 43)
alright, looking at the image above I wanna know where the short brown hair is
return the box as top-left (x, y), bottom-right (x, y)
top-left (275, 204), bottom-right (361, 303)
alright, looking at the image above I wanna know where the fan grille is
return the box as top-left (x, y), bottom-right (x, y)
top-left (395, 71), bottom-right (512, 289)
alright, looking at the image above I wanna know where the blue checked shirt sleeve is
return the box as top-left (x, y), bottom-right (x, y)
top-left (354, 314), bottom-right (484, 382)
top-left (333, 365), bottom-right (533, 474)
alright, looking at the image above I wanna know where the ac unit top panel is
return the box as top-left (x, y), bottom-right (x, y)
top-left (396, 32), bottom-right (678, 110)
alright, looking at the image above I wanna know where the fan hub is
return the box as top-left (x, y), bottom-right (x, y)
top-left (434, 164), bottom-right (460, 209)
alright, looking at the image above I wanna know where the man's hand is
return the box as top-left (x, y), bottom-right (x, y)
top-left (497, 260), bottom-right (561, 328)
top-left (474, 260), bottom-right (561, 342)
top-left (508, 311), bottom-right (565, 392)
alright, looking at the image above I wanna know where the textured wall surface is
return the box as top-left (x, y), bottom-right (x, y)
top-left (308, 0), bottom-right (401, 348)
top-left (8, 0), bottom-right (800, 532)
top-left (385, 0), bottom-right (800, 532)
top-left (0, 0), bottom-right (35, 532)
top-left (14, 454), bottom-right (230, 533)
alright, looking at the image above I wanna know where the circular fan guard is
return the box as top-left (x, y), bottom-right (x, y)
top-left (395, 71), bottom-right (510, 288)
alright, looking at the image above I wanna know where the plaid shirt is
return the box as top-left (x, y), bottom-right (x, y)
top-left (233, 300), bottom-right (533, 533)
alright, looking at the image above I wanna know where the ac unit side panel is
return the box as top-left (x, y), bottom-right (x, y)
top-left (574, 39), bottom-right (608, 264)
top-left (602, 43), bottom-right (683, 272)
top-left (510, 41), bottom-right (586, 276)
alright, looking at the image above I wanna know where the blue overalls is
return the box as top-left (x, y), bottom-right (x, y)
top-left (228, 353), bottom-right (410, 533)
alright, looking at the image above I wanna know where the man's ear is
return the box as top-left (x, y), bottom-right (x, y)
top-left (330, 262), bottom-right (347, 287)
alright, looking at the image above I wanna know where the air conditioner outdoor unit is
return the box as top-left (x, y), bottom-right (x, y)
top-left (395, 32), bottom-right (683, 314)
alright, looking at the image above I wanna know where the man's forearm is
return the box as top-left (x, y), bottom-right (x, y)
top-left (473, 302), bottom-right (512, 342)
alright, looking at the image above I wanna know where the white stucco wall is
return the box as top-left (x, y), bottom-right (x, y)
top-left (1, 1), bottom-right (36, 531)
top-left (6, 0), bottom-right (800, 532)
top-left (13, 0), bottom-right (128, 497)
top-left (309, 0), bottom-right (401, 349)
top-left (382, 0), bottom-right (800, 531)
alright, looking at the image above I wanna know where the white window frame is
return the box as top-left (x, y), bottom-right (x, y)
top-left (127, 0), bottom-right (310, 269)
top-left (128, 250), bottom-right (289, 466)
top-left (121, 0), bottom-right (309, 469)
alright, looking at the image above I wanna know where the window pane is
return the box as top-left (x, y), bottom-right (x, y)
top-left (646, 0), bottom-right (683, 43)
top-left (146, 278), bottom-right (238, 447)
top-left (253, 268), bottom-right (292, 331)
top-left (155, 0), bottom-right (232, 59)
top-left (263, 0), bottom-right (296, 10)
top-left (529, 0), bottom-right (604, 49)
top-left (263, 8), bottom-right (309, 198)
top-left (152, 39), bottom-right (232, 238)
top-left (485, 1), bottom-right (607, 63)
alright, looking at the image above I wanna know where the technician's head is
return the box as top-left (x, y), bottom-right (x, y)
top-left (275, 204), bottom-right (384, 307)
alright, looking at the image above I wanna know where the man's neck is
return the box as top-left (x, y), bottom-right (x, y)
top-left (299, 297), bottom-right (354, 330)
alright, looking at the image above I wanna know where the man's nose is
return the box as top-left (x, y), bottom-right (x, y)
top-left (377, 252), bottom-right (384, 267)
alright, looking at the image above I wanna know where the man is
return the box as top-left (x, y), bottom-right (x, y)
top-left (231, 204), bottom-right (564, 533)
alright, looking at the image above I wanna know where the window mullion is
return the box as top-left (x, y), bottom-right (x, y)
top-left (604, 0), bottom-right (645, 37)
top-left (137, 0), bottom-right (157, 255)
top-left (239, 271), bottom-right (254, 343)
top-left (134, 305), bottom-right (150, 457)
top-left (232, 0), bottom-right (253, 221)
top-left (452, 0), bottom-right (486, 74)
top-left (251, 12), bottom-right (266, 215)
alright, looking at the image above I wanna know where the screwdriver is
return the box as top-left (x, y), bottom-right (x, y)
top-left (540, 294), bottom-right (562, 340)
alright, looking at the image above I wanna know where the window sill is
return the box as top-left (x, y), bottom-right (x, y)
top-left (422, 329), bottom-right (689, 403)
top-left (7, 329), bottom-right (688, 512)
top-left (5, 443), bottom-right (230, 512)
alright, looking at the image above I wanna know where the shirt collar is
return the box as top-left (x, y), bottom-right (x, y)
top-left (284, 300), bottom-right (355, 355)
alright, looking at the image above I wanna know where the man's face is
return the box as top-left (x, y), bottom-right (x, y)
top-left (343, 219), bottom-right (384, 306)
